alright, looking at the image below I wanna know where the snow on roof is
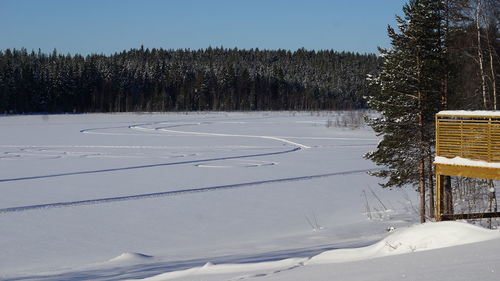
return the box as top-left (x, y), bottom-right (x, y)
top-left (437, 110), bottom-right (500, 117)
top-left (434, 156), bottom-right (500, 168)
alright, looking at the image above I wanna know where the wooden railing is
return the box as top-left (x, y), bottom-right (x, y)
top-left (436, 113), bottom-right (500, 163)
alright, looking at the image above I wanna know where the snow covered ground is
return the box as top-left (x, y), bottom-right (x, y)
top-left (127, 221), bottom-right (500, 281)
top-left (1, 112), bottom-right (496, 281)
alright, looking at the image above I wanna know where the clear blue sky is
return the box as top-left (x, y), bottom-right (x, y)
top-left (1, 0), bottom-right (407, 55)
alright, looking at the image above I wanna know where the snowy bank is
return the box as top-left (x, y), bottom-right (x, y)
top-left (308, 221), bottom-right (500, 264)
top-left (129, 221), bottom-right (500, 281)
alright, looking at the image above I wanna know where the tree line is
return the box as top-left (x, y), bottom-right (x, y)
top-left (0, 47), bottom-right (379, 114)
top-left (365, 0), bottom-right (499, 223)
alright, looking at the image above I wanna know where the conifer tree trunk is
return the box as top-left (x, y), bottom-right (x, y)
top-left (417, 48), bottom-right (427, 223)
top-left (419, 157), bottom-right (426, 223)
top-left (427, 153), bottom-right (435, 219)
top-left (418, 74), bottom-right (426, 223)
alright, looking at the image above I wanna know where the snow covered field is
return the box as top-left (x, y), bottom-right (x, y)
top-left (1, 112), bottom-right (498, 281)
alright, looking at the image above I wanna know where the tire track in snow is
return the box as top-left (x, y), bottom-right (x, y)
top-left (0, 118), bottom-right (315, 182)
top-left (79, 121), bottom-right (202, 136)
top-left (127, 121), bottom-right (312, 149)
top-left (78, 114), bottom-right (277, 136)
top-left (0, 168), bottom-right (381, 214)
top-left (154, 127), bottom-right (311, 149)
top-left (0, 147), bottom-right (299, 183)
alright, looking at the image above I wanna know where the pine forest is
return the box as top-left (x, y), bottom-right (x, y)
top-left (0, 47), bottom-right (378, 113)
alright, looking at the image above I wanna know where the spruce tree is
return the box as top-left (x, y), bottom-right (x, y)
top-left (365, 0), bottom-right (445, 223)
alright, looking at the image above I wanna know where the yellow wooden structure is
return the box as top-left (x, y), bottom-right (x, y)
top-left (435, 111), bottom-right (500, 221)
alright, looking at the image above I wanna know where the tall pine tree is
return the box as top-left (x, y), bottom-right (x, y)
top-left (365, 0), bottom-right (445, 223)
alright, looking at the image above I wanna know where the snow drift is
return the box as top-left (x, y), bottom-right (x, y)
top-left (309, 221), bottom-right (500, 264)
top-left (129, 221), bottom-right (500, 281)
top-left (108, 252), bottom-right (154, 264)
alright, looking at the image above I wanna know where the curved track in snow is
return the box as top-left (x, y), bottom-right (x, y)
top-left (128, 122), bottom-right (311, 149)
top-left (0, 116), bottom-right (380, 213)
top-left (0, 147), bottom-right (299, 183)
top-left (1, 119), bottom-right (314, 182)
top-left (0, 167), bottom-right (380, 214)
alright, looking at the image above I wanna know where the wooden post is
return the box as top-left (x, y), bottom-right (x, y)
top-left (435, 115), bottom-right (441, 221)
top-left (436, 172), bottom-right (443, 221)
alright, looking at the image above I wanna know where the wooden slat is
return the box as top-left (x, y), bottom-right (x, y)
top-left (436, 115), bottom-right (500, 163)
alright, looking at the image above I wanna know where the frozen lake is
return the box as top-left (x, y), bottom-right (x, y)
top-left (0, 112), bottom-right (417, 280)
